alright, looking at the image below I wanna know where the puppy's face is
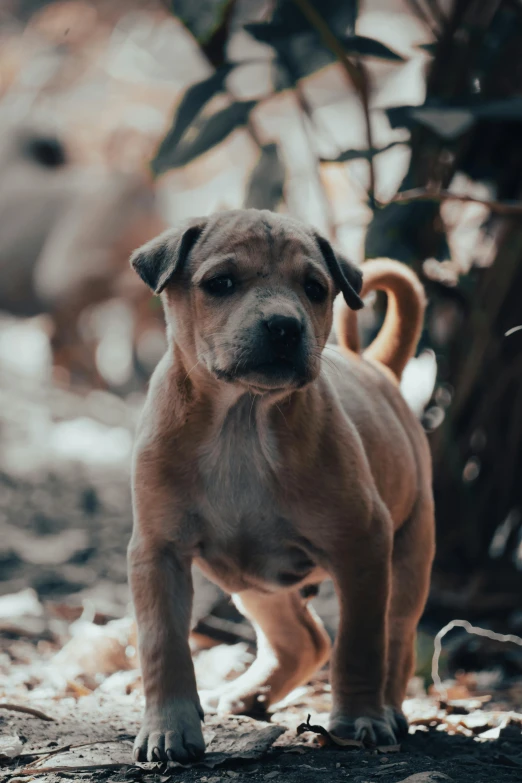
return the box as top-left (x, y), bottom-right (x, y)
top-left (131, 210), bottom-right (363, 393)
top-left (187, 220), bottom-right (337, 392)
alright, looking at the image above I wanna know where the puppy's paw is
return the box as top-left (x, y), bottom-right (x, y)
top-left (385, 705), bottom-right (409, 738)
top-left (329, 710), bottom-right (398, 747)
top-left (133, 699), bottom-right (205, 763)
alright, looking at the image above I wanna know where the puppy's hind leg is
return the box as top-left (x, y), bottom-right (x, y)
top-left (385, 493), bottom-right (435, 736)
top-left (200, 588), bottom-right (331, 716)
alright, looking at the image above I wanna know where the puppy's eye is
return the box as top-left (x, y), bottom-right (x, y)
top-left (304, 278), bottom-right (327, 303)
top-left (201, 275), bottom-right (236, 296)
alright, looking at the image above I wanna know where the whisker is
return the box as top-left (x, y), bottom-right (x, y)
top-left (275, 403), bottom-right (289, 431)
top-left (184, 358), bottom-right (203, 382)
top-left (249, 393), bottom-right (256, 429)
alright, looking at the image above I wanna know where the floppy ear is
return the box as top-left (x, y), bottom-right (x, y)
top-left (130, 220), bottom-right (206, 294)
top-left (315, 234), bottom-right (364, 310)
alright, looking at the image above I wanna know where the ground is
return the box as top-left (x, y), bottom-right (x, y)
top-left (1, 351), bottom-right (522, 783)
top-left (1, 670), bottom-right (522, 783)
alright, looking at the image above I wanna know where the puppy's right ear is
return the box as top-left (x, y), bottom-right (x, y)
top-left (130, 220), bottom-right (206, 294)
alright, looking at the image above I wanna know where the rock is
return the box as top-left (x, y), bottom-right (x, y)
top-left (202, 718), bottom-right (286, 768)
top-left (0, 734), bottom-right (23, 760)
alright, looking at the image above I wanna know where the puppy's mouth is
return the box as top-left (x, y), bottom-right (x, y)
top-left (249, 357), bottom-right (296, 375)
top-left (214, 355), bottom-right (310, 391)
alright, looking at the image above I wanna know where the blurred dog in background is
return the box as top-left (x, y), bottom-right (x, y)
top-left (0, 119), bottom-right (167, 388)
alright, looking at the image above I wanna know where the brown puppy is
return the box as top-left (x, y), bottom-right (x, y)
top-left (128, 210), bottom-right (435, 762)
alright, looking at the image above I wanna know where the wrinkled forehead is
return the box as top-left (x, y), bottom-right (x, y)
top-left (189, 210), bottom-right (320, 271)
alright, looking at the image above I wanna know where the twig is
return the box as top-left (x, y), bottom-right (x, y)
top-left (432, 619), bottom-right (522, 700)
top-left (292, 80), bottom-right (339, 241)
top-left (290, 0), bottom-right (377, 208)
top-left (404, 0), bottom-right (438, 34)
top-left (0, 704), bottom-right (54, 722)
top-left (385, 187), bottom-right (522, 216)
top-left (424, 0), bottom-right (447, 28)
top-left (25, 735), bottom-right (134, 768)
top-left (2, 762), bottom-right (136, 778)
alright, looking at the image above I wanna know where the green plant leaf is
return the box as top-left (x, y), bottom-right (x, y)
top-left (152, 67), bottom-right (235, 176)
top-left (152, 100), bottom-right (258, 174)
top-left (320, 141), bottom-right (406, 163)
top-left (340, 35), bottom-right (405, 61)
top-left (387, 97), bottom-right (522, 140)
top-left (169, 0), bottom-right (231, 44)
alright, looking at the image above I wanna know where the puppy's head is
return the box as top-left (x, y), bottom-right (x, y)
top-left (131, 210), bottom-right (362, 393)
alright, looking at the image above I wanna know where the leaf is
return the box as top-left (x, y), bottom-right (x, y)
top-left (321, 141), bottom-right (406, 163)
top-left (244, 0), bottom-right (358, 43)
top-left (296, 715), bottom-right (400, 752)
top-left (387, 97), bottom-right (522, 140)
top-left (278, 35), bottom-right (335, 80)
top-left (152, 66), bottom-right (234, 174)
top-left (152, 100), bottom-right (258, 174)
top-left (275, 0), bottom-right (358, 37)
top-left (386, 105), bottom-right (416, 129)
top-left (387, 105), bottom-right (474, 139)
top-left (244, 21), bottom-right (283, 46)
top-left (247, 30), bottom-right (403, 86)
top-left (340, 35), bottom-right (405, 61)
top-left (409, 107), bottom-right (474, 139)
top-left (418, 42), bottom-right (437, 54)
top-left (347, 0), bottom-right (358, 34)
top-left (245, 144), bottom-right (286, 210)
top-left (365, 200), bottom-right (450, 264)
top-left (245, 2), bottom-right (398, 82)
top-left (170, 0), bottom-right (231, 44)
top-left (476, 96), bottom-right (522, 119)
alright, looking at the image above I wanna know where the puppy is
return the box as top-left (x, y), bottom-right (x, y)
top-left (128, 210), bottom-right (435, 762)
top-left (0, 122), bottom-right (166, 386)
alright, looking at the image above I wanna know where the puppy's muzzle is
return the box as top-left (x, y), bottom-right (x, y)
top-left (264, 314), bottom-right (303, 354)
top-left (237, 313), bottom-right (309, 388)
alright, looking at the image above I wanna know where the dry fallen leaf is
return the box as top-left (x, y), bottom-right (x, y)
top-left (296, 715), bottom-right (400, 752)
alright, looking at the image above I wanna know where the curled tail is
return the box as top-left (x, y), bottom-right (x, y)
top-left (334, 259), bottom-right (426, 381)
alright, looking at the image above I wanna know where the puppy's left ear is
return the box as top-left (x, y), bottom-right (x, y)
top-left (130, 219), bottom-right (206, 294)
top-left (315, 235), bottom-right (364, 310)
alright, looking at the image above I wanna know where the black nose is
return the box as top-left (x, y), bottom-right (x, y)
top-left (264, 315), bottom-right (303, 349)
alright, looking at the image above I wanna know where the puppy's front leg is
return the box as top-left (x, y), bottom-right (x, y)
top-left (327, 502), bottom-right (395, 745)
top-left (129, 535), bottom-right (204, 762)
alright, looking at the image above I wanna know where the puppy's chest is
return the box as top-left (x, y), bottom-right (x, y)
top-left (197, 412), bottom-right (280, 533)
top-left (193, 407), bottom-right (315, 589)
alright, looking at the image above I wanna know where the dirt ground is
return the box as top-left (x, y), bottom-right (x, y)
top-left (1, 365), bottom-right (522, 783)
top-left (1, 675), bottom-right (522, 783)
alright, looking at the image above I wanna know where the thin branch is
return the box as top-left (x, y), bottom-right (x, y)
top-left (424, 0), bottom-right (447, 29)
top-left (293, 81), bottom-right (339, 240)
top-left (25, 736), bottom-right (134, 768)
top-left (2, 762), bottom-right (136, 778)
top-left (432, 619), bottom-right (522, 700)
top-left (290, 0), bottom-right (377, 208)
top-left (404, 0), bottom-right (438, 34)
top-left (384, 187), bottom-right (522, 216)
top-left (0, 703), bottom-right (54, 721)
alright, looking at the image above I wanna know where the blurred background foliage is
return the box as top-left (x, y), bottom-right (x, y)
top-left (0, 0), bottom-right (521, 643)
